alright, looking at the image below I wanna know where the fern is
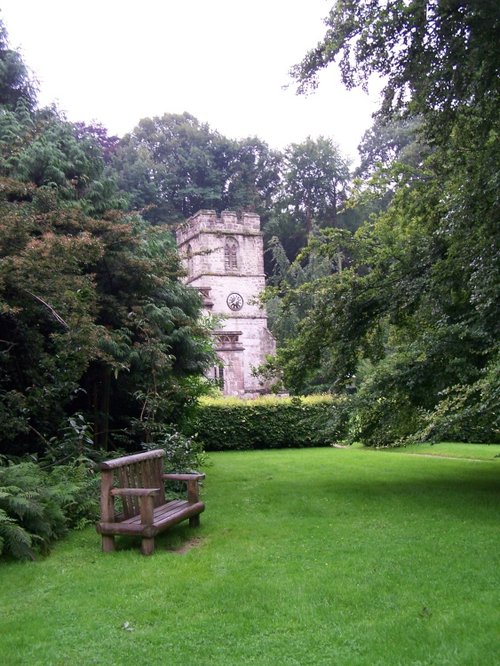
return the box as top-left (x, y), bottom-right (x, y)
top-left (0, 459), bottom-right (99, 560)
top-left (0, 508), bottom-right (34, 560)
top-left (0, 463), bottom-right (54, 558)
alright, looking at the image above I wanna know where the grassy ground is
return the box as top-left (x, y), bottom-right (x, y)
top-left (380, 441), bottom-right (500, 461)
top-left (1, 444), bottom-right (499, 665)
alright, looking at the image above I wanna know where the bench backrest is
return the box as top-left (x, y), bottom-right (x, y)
top-left (100, 449), bottom-right (166, 520)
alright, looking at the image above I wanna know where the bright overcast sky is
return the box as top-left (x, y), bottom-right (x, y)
top-left (1, 0), bottom-right (380, 162)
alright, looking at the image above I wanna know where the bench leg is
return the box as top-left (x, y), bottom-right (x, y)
top-left (102, 535), bottom-right (115, 553)
top-left (141, 537), bottom-right (155, 555)
top-left (189, 515), bottom-right (200, 528)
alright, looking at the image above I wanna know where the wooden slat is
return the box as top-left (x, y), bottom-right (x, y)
top-left (163, 473), bottom-right (205, 481)
top-left (146, 458), bottom-right (161, 506)
top-left (118, 465), bottom-right (137, 518)
top-left (110, 488), bottom-right (160, 496)
top-left (154, 502), bottom-right (204, 530)
top-left (117, 466), bottom-right (128, 517)
top-left (154, 458), bottom-right (166, 506)
top-left (125, 500), bottom-right (188, 526)
top-left (131, 464), bottom-right (140, 516)
top-left (100, 449), bottom-right (165, 470)
top-left (97, 521), bottom-right (144, 535)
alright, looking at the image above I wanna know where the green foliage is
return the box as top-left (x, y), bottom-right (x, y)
top-left (182, 395), bottom-right (347, 450)
top-left (291, 0), bottom-right (500, 132)
top-left (282, 136), bottom-right (350, 234)
top-left (43, 414), bottom-right (95, 465)
top-left (411, 356), bottom-right (500, 445)
top-left (142, 428), bottom-right (206, 474)
top-left (261, 138), bottom-right (354, 270)
top-left (0, 103), bottom-right (125, 215)
top-left (270, 0), bottom-right (500, 447)
top-left (0, 21), bottom-right (37, 110)
top-left (275, 148), bottom-right (499, 444)
top-left (0, 179), bottom-right (105, 452)
top-left (0, 134), bottom-right (213, 455)
top-left (0, 457), bottom-right (99, 560)
top-left (112, 113), bottom-right (281, 225)
top-left (263, 229), bottom-right (352, 351)
top-left (0, 25), bottom-right (214, 461)
top-left (346, 353), bottom-right (428, 447)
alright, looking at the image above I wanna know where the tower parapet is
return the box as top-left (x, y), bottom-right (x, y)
top-left (177, 210), bottom-right (261, 246)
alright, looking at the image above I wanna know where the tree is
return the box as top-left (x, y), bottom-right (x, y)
top-left (355, 115), bottom-right (426, 181)
top-left (0, 43), bottom-right (213, 454)
top-left (282, 136), bottom-right (350, 235)
top-left (113, 112), bottom-right (233, 224)
top-left (77, 215), bottom-right (214, 450)
top-left (0, 102), bottom-right (126, 215)
top-left (72, 121), bottom-right (120, 164)
top-left (291, 1), bottom-right (499, 131)
top-left (275, 0), bottom-right (500, 444)
top-left (113, 113), bottom-right (283, 226)
top-left (0, 179), bottom-right (104, 453)
top-left (0, 20), bottom-right (36, 110)
top-left (261, 137), bottom-right (351, 273)
top-left (262, 227), bottom-right (355, 390)
top-left (223, 136), bottom-right (282, 218)
top-left (0, 176), bottom-right (214, 455)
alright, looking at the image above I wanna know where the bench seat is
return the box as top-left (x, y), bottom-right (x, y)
top-left (97, 499), bottom-right (205, 537)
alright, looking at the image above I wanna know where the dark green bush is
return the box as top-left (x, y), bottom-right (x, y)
top-left (182, 395), bottom-right (347, 451)
top-left (409, 359), bottom-right (500, 444)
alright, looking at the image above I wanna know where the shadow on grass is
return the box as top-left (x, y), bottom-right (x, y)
top-left (111, 523), bottom-right (205, 554)
top-left (247, 463), bottom-right (500, 525)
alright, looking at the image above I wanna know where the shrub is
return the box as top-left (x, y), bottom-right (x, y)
top-left (409, 359), bottom-right (500, 444)
top-left (182, 395), bottom-right (347, 451)
top-left (141, 427), bottom-right (207, 472)
top-left (0, 457), bottom-right (99, 560)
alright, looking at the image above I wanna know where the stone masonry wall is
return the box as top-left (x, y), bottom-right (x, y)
top-left (177, 210), bottom-right (276, 396)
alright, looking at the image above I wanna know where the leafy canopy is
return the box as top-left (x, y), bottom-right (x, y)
top-left (272, 0), bottom-right (500, 445)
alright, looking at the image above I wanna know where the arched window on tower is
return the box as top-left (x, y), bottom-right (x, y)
top-left (224, 237), bottom-right (238, 272)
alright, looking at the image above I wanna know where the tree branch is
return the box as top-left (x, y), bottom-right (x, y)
top-left (24, 291), bottom-right (69, 330)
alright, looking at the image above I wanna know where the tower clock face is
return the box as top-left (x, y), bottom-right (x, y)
top-left (227, 292), bottom-right (244, 311)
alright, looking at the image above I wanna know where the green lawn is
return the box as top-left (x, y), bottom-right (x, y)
top-left (1, 445), bottom-right (499, 665)
top-left (381, 441), bottom-right (500, 461)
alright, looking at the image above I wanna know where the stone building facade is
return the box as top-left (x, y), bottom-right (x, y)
top-left (176, 210), bottom-right (275, 396)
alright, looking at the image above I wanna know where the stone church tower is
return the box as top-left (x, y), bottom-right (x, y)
top-left (176, 210), bottom-right (275, 396)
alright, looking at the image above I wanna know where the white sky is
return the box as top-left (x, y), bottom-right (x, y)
top-left (1, 0), bottom-right (380, 162)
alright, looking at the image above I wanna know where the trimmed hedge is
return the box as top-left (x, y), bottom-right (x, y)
top-left (182, 395), bottom-right (348, 451)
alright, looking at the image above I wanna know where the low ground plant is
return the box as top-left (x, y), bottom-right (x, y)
top-left (0, 458), bottom-right (99, 560)
top-left (0, 444), bottom-right (498, 665)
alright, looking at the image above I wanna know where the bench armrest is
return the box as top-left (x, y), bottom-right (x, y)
top-left (162, 474), bottom-right (204, 503)
top-left (110, 487), bottom-right (161, 497)
top-left (110, 487), bottom-right (159, 526)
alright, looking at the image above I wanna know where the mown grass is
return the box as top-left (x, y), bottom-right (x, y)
top-left (383, 441), bottom-right (500, 461)
top-left (1, 445), bottom-right (499, 665)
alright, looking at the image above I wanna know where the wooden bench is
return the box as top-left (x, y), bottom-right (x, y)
top-left (96, 449), bottom-right (205, 555)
